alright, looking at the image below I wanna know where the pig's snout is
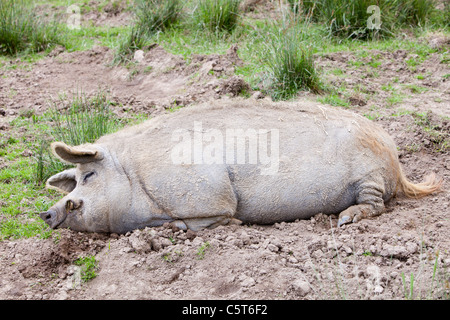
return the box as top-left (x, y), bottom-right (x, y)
top-left (40, 209), bottom-right (59, 228)
top-left (40, 199), bottom-right (83, 228)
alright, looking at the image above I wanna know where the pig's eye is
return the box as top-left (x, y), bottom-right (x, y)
top-left (82, 171), bottom-right (95, 184)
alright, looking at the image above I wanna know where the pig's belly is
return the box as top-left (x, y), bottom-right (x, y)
top-left (230, 164), bottom-right (358, 224)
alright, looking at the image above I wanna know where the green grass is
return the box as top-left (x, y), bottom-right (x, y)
top-left (33, 91), bottom-right (125, 185)
top-left (0, 125), bottom-right (57, 240)
top-left (74, 255), bottom-right (98, 282)
top-left (197, 241), bottom-right (210, 260)
top-left (193, 0), bottom-right (241, 34)
top-left (63, 25), bottom-right (128, 52)
top-left (317, 94), bottom-right (350, 108)
top-left (412, 111), bottom-right (449, 152)
top-left (298, 0), bottom-right (443, 40)
top-left (0, 0), bottom-right (64, 55)
top-left (262, 20), bottom-right (323, 100)
top-left (113, 0), bottom-right (182, 64)
top-left (0, 91), bottom-right (128, 240)
top-left (48, 91), bottom-right (122, 146)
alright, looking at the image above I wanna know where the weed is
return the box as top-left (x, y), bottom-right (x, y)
top-left (162, 250), bottom-right (183, 263)
top-left (193, 0), bottom-right (241, 34)
top-left (74, 255), bottom-right (98, 282)
top-left (33, 138), bottom-right (69, 186)
top-left (263, 21), bottom-right (322, 100)
top-left (113, 25), bottom-right (149, 64)
top-left (0, 0), bottom-right (63, 55)
top-left (299, 0), bottom-right (439, 40)
top-left (48, 91), bottom-right (121, 147)
top-left (401, 272), bottom-right (415, 299)
top-left (32, 91), bottom-right (123, 185)
top-left (386, 92), bottom-right (405, 107)
top-left (396, 0), bottom-right (437, 27)
top-left (197, 241), bottom-right (210, 259)
top-left (114, 0), bottom-right (182, 64)
top-left (363, 112), bottom-right (380, 121)
top-left (317, 94), bottom-right (350, 108)
top-left (404, 84), bottom-right (428, 94)
top-left (135, 0), bottom-right (182, 34)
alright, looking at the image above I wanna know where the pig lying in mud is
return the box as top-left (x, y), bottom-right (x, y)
top-left (40, 99), bottom-right (442, 233)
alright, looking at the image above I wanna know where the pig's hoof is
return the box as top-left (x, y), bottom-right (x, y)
top-left (228, 218), bottom-right (243, 226)
top-left (337, 216), bottom-right (351, 227)
top-left (170, 220), bottom-right (187, 231)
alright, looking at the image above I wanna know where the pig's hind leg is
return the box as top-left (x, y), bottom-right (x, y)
top-left (337, 178), bottom-right (386, 227)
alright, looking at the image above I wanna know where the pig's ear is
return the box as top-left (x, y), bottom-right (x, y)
top-left (46, 168), bottom-right (77, 194)
top-left (51, 142), bottom-right (104, 164)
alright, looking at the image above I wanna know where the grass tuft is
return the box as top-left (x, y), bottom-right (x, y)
top-left (33, 91), bottom-right (123, 185)
top-left (263, 20), bottom-right (322, 100)
top-left (74, 255), bottom-right (99, 282)
top-left (296, 0), bottom-right (441, 40)
top-left (0, 0), bottom-right (63, 55)
top-left (193, 0), bottom-right (241, 34)
top-left (114, 0), bottom-right (182, 64)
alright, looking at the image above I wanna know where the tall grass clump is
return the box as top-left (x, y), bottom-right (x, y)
top-left (193, 0), bottom-right (241, 34)
top-left (136, 0), bottom-right (182, 34)
top-left (302, 0), bottom-right (396, 39)
top-left (397, 0), bottom-right (437, 27)
top-left (114, 0), bottom-right (182, 63)
top-left (295, 0), bottom-right (439, 39)
top-left (33, 91), bottom-right (122, 185)
top-left (263, 21), bottom-right (322, 101)
top-left (0, 0), bottom-right (63, 55)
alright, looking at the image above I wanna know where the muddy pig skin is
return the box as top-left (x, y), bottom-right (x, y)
top-left (40, 99), bottom-right (442, 233)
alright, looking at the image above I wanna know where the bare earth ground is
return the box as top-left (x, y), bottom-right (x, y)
top-left (0, 6), bottom-right (449, 301)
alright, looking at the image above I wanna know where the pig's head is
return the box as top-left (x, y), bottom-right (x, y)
top-left (40, 141), bottom-right (131, 233)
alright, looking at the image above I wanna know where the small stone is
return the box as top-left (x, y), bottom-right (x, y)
top-left (133, 50), bottom-right (145, 63)
top-left (443, 259), bottom-right (450, 268)
top-left (405, 241), bottom-right (418, 254)
top-left (267, 243), bottom-right (279, 252)
top-left (160, 238), bottom-right (173, 248)
top-left (241, 277), bottom-right (256, 287)
top-left (343, 245), bottom-right (353, 254)
top-left (288, 256), bottom-right (298, 264)
top-left (191, 237), bottom-right (204, 247)
top-left (291, 279), bottom-right (310, 296)
top-left (374, 285), bottom-right (384, 294)
top-left (151, 238), bottom-right (162, 251)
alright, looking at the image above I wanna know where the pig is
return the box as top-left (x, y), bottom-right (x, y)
top-left (40, 99), bottom-right (442, 233)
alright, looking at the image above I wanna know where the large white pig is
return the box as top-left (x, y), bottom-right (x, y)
top-left (40, 99), bottom-right (442, 233)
